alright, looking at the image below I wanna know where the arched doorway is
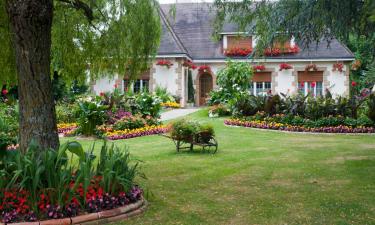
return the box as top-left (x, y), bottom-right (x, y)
top-left (199, 73), bottom-right (213, 106)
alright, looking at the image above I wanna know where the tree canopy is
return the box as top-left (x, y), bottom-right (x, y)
top-left (214, 0), bottom-right (375, 86)
top-left (0, 0), bottom-right (161, 85)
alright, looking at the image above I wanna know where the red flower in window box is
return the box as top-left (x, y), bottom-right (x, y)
top-left (182, 60), bottom-right (197, 70)
top-left (279, 63), bottom-right (293, 71)
top-left (156, 59), bottom-right (174, 69)
top-left (224, 47), bottom-right (252, 57)
top-left (332, 63), bottom-right (344, 72)
top-left (198, 65), bottom-right (212, 74)
top-left (252, 65), bottom-right (266, 71)
top-left (305, 64), bottom-right (318, 72)
top-left (264, 48), bottom-right (281, 56)
top-left (264, 44), bottom-right (300, 56)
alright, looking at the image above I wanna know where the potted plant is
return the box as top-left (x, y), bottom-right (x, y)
top-left (196, 124), bottom-right (215, 143)
top-left (156, 59), bottom-right (174, 69)
top-left (253, 64), bottom-right (266, 72)
top-left (332, 62), bottom-right (344, 72)
top-left (279, 63), bottom-right (293, 71)
top-left (305, 64), bottom-right (318, 72)
top-left (170, 120), bottom-right (199, 142)
top-left (224, 47), bottom-right (252, 57)
top-left (198, 65), bottom-right (212, 74)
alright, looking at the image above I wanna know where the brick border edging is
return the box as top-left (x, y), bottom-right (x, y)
top-left (224, 124), bottom-right (375, 136)
top-left (6, 198), bottom-right (147, 225)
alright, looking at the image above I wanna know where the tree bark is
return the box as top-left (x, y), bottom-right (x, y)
top-left (7, 0), bottom-right (59, 152)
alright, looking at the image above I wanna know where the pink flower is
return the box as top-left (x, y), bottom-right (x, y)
top-left (311, 82), bottom-right (316, 88)
top-left (114, 84), bottom-right (118, 89)
top-left (2, 89), bottom-right (8, 95)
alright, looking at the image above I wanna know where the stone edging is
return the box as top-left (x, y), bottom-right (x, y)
top-left (225, 124), bottom-right (375, 136)
top-left (5, 198), bottom-right (147, 225)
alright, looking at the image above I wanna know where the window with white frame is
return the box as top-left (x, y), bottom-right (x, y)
top-left (124, 79), bottom-right (149, 93)
top-left (249, 81), bottom-right (272, 96)
top-left (298, 81), bottom-right (323, 97)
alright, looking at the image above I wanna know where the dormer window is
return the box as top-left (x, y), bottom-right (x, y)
top-left (222, 33), bottom-right (253, 57)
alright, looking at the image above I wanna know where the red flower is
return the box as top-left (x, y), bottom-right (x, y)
top-left (114, 84), bottom-right (118, 89)
top-left (2, 89), bottom-right (8, 95)
top-left (198, 65), bottom-right (212, 74)
top-left (332, 63), bottom-right (344, 72)
top-left (351, 81), bottom-right (357, 87)
top-left (300, 82), bottom-right (305, 88)
top-left (311, 82), bottom-right (316, 88)
top-left (99, 92), bottom-right (105, 97)
top-left (156, 60), bottom-right (173, 68)
top-left (224, 47), bottom-right (252, 57)
top-left (253, 65), bottom-right (266, 71)
top-left (279, 63), bottom-right (293, 71)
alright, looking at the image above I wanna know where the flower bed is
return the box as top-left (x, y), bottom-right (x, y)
top-left (161, 101), bottom-right (180, 108)
top-left (224, 118), bottom-right (375, 133)
top-left (57, 123), bottom-right (78, 136)
top-left (0, 142), bottom-right (145, 224)
top-left (103, 125), bottom-right (169, 140)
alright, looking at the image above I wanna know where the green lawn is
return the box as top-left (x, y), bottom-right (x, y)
top-left (62, 109), bottom-right (375, 225)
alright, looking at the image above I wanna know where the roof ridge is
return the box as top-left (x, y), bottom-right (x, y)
top-left (158, 5), bottom-right (190, 56)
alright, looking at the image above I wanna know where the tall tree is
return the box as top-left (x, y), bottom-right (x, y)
top-left (1, 0), bottom-right (161, 152)
top-left (214, 0), bottom-right (375, 86)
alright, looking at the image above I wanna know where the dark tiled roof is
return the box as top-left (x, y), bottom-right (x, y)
top-left (158, 3), bottom-right (354, 60)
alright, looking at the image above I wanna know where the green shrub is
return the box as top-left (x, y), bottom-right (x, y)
top-left (0, 103), bottom-right (18, 150)
top-left (114, 115), bottom-right (147, 130)
top-left (155, 86), bottom-right (174, 103)
top-left (230, 92), bottom-right (265, 117)
top-left (170, 120), bottom-right (200, 142)
top-left (208, 104), bottom-right (230, 117)
top-left (56, 103), bottom-right (77, 123)
top-left (208, 61), bottom-right (253, 105)
top-left (75, 100), bottom-right (108, 136)
top-left (134, 92), bottom-right (162, 118)
top-left (367, 93), bottom-right (375, 122)
top-left (0, 141), bottom-right (142, 215)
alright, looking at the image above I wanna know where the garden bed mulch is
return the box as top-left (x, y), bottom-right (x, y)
top-left (5, 198), bottom-right (147, 225)
top-left (224, 119), bottom-right (375, 135)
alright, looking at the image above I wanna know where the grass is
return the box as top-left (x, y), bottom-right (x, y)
top-left (61, 109), bottom-right (375, 225)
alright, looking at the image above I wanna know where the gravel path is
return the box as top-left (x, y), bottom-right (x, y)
top-left (160, 108), bottom-right (200, 121)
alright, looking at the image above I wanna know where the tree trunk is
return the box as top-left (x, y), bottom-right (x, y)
top-left (7, 0), bottom-right (59, 152)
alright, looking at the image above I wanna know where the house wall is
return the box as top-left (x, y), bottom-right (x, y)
top-left (92, 75), bottom-right (119, 94)
top-left (151, 58), bottom-right (180, 96)
top-left (92, 60), bottom-right (350, 107)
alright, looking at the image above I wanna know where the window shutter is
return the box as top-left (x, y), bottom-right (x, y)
top-left (227, 36), bottom-right (252, 49)
top-left (252, 72), bottom-right (272, 82)
top-left (298, 71), bottom-right (323, 82)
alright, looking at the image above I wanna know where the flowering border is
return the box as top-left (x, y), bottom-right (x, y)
top-left (57, 123), bottom-right (78, 137)
top-left (7, 198), bottom-right (147, 225)
top-left (224, 119), bottom-right (375, 134)
top-left (104, 125), bottom-right (169, 140)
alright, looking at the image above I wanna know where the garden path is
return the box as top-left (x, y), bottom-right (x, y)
top-left (160, 108), bottom-right (200, 121)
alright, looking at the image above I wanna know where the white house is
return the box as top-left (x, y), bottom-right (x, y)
top-left (92, 3), bottom-right (355, 107)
